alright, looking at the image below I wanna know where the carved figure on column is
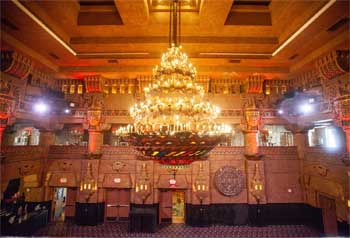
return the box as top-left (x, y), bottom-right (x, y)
top-left (333, 95), bottom-right (350, 162)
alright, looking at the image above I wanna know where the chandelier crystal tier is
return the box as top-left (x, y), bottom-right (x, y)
top-left (116, 0), bottom-right (231, 167)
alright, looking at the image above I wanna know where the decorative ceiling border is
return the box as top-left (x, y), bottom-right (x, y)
top-left (11, 0), bottom-right (337, 58)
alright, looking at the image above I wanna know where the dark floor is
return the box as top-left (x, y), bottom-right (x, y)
top-left (33, 221), bottom-right (322, 237)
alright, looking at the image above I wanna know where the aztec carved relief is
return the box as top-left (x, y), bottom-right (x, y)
top-left (214, 166), bottom-right (245, 196)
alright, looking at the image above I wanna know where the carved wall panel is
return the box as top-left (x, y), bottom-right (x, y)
top-left (1, 51), bottom-right (33, 80)
top-left (214, 166), bottom-right (245, 196)
top-left (316, 50), bottom-right (349, 80)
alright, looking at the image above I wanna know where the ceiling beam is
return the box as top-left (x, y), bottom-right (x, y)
top-left (290, 30), bottom-right (349, 73)
top-left (199, 0), bottom-right (233, 30)
top-left (1, 31), bottom-right (59, 72)
top-left (114, 0), bottom-right (149, 25)
top-left (59, 65), bottom-right (289, 74)
top-left (70, 36), bottom-right (278, 45)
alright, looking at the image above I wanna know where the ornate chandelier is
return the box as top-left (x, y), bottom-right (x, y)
top-left (116, 0), bottom-right (231, 167)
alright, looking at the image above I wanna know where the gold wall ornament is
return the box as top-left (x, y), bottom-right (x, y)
top-left (112, 161), bottom-right (126, 172)
top-left (58, 161), bottom-right (73, 171)
top-left (193, 162), bottom-right (208, 204)
top-left (135, 163), bottom-right (151, 204)
top-left (214, 166), bottom-right (245, 196)
top-left (87, 110), bottom-right (102, 128)
top-left (79, 162), bottom-right (97, 202)
top-left (18, 163), bottom-right (34, 176)
top-left (250, 163), bottom-right (264, 203)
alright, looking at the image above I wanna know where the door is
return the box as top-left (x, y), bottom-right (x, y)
top-left (319, 195), bottom-right (338, 236)
top-left (52, 187), bottom-right (67, 222)
top-left (172, 191), bottom-right (185, 223)
top-left (105, 189), bottom-right (130, 221)
top-left (159, 190), bottom-right (172, 223)
top-left (65, 188), bottom-right (77, 219)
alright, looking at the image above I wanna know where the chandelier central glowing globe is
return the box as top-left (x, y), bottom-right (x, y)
top-left (116, 0), bottom-right (231, 168)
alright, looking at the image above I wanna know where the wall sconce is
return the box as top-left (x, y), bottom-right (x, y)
top-left (264, 83), bottom-right (271, 95)
top-left (135, 163), bottom-right (151, 204)
top-left (80, 162), bottom-right (97, 202)
top-left (193, 163), bottom-right (208, 204)
top-left (250, 163), bottom-right (264, 204)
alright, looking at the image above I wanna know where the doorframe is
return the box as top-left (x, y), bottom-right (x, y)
top-left (318, 193), bottom-right (338, 236)
top-left (51, 187), bottom-right (67, 222)
top-left (158, 188), bottom-right (187, 224)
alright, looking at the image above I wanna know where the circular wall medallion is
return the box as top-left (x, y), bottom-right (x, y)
top-left (214, 166), bottom-right (245, 196)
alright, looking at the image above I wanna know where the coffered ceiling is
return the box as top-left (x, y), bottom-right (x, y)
top-left (1, 0), bottom-right (349, 80)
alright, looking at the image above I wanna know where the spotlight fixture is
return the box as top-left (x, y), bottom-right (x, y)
top-left (64, 108), bottom-right (71, 114)
top-left (277, 109), bottom-right (284, 115)
top-left (299, 103), bottom-right (313, 114)
top-left (308, 98), bottom-right (315, 103)
top-left (69, 102), bottom-right (75, 107)
top-left (33, 102), bottom-right (49, 114)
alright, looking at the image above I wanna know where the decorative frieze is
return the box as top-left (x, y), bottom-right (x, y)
top-left (48, 145), bottom-right (88, 155)
top-left (209, 146), bottom-right (245, 155)
top-left (316, 50), bottom-right (349, 80)
top-left (243, 74), bottom-right (265, 94)
top-left (259, 146), bottom-right (297, 155)
top-left (100, 145), bottom-right (137, 155)
top-left (84, 75), bottom-right (105, 93)
top-left (1, 51), bottom-right (33, 80)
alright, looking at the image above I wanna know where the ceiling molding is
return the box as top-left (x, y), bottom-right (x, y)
top-left (10, 0), bottom-right (339, 63)
top-left (70, 36), bottom-right (279, 45)
top-left (1, 31), bottom-right (59, 72)
top-left (290, 30), bottom-right (349, 73)
top-left (59, 65), bottom-right (289, 74)
top-left (272, 0), bottom-right (337, 56)
top-left (10, 0), bottom-right (77, 56)
top-left (199, 52), bottom-right (271, 59)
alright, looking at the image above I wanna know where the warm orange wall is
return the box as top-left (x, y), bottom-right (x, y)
top-left (1, 145), bottom-right (304, 206)
top-left (302, 147), bottom-right (349, 221)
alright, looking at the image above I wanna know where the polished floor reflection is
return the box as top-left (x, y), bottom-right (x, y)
top-left (34, 221), bottom-right (321, 237)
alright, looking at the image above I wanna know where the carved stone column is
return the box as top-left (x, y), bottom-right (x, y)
top-left (88, 129), bottom-right (103, 154)
top-left (243, 130), bottom-right (259, 157)
top-left (347, 169), bottom-right (350, 235)
top-left (334, 96), bottom-right (350, 160)
top-left (0, 125), bottom-right (5, 153)
top-left (39, 129), bottom-right (56, 146)
top-left (290, 126), bottom-right (309, 203)
top-left (84, 91), bottom-right (105, 155)
top-left (292, 128), bottom-right (308, 160)
top-left (242, 107), bottom-right (261, 158)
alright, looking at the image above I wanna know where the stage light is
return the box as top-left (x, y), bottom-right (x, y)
top-left (299, 103), bottom-right (313, 114)
top-left (64, 108), bottom-right (71, 114)
top-left (278, 109), bottom-right (284, 115)
top-left (33, 102), bottom-right (49, 114)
